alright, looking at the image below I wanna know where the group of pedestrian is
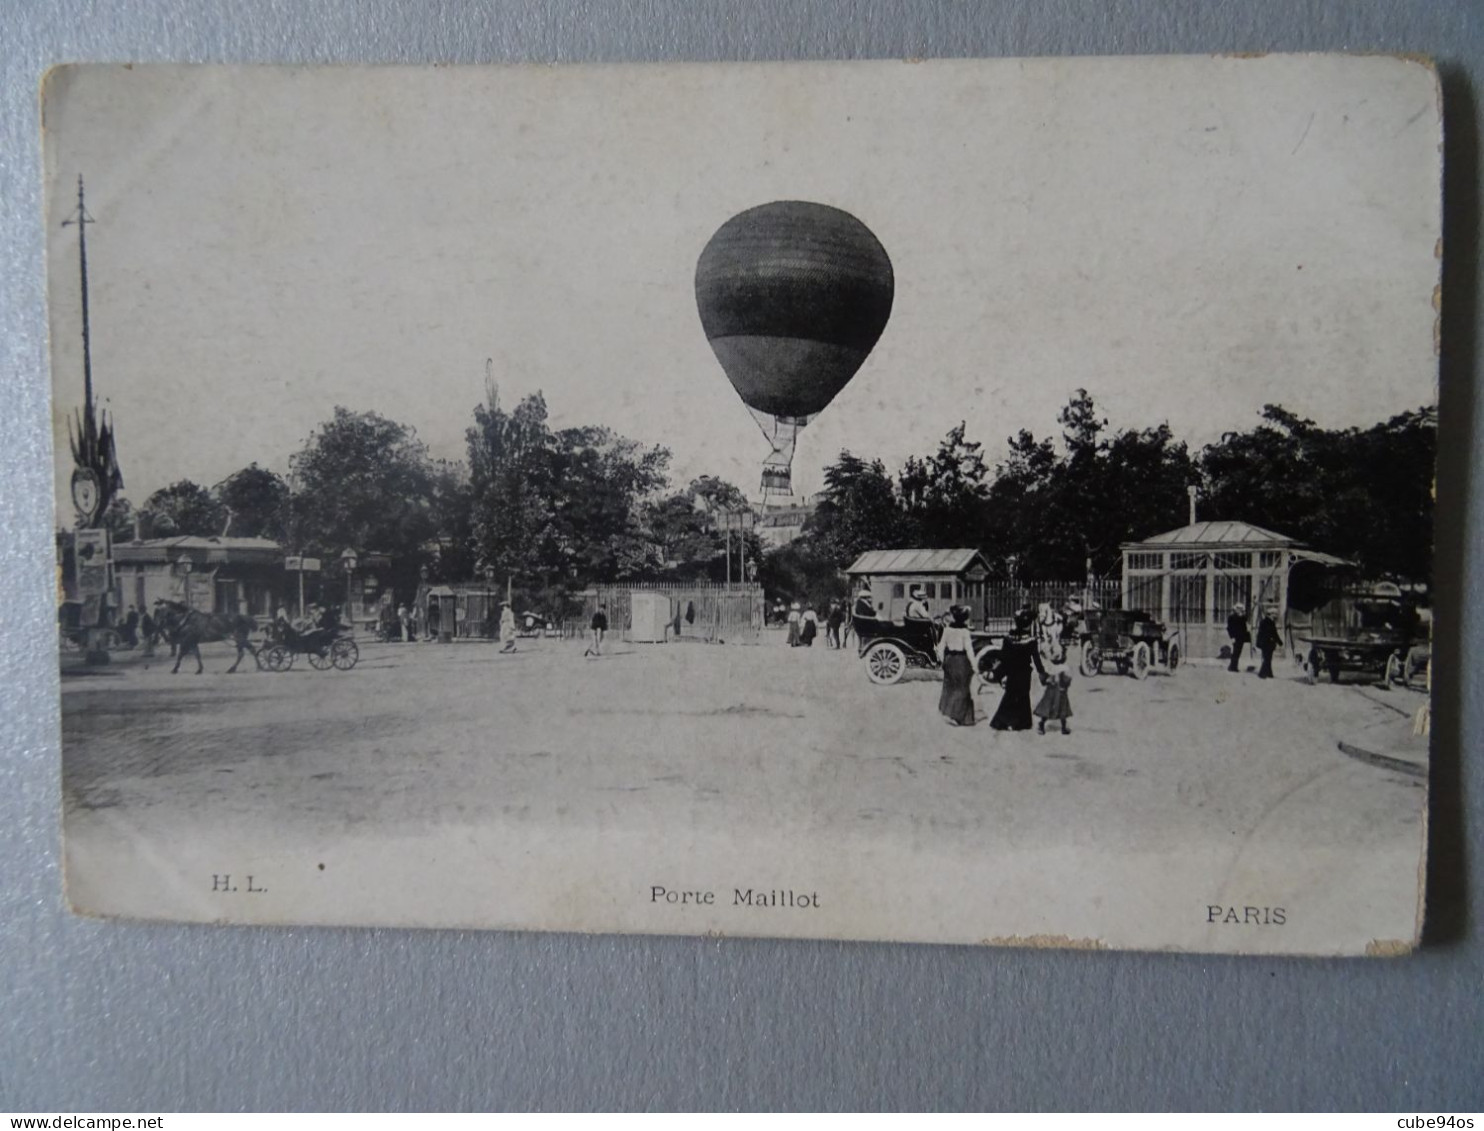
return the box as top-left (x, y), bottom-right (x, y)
top-left (784, 602), bottom-right (819, 647)
top-left (936, 605), bottom-right (1074, 734)
top-left (1226, 602), bottom-right (1282, 678)
top-left (779, 598), bottom-right (853, 649)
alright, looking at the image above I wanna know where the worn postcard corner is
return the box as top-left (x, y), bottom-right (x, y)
top-left (47, 56), bottom-right (1439, 956)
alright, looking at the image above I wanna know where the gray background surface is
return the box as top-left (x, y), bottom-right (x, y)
top-left (1, 0), bottom-right (1479, 1112)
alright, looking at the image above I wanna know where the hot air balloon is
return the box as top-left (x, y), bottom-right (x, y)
top-left (695, 200), bottom-right (894, 503)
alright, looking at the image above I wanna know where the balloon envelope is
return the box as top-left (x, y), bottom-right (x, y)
top-left (695, 201), bottom-right (894, 419)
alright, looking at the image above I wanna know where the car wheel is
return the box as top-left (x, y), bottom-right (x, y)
top-left (1079, 642), bottom-right (1101, 678)
top-left (864, 642), bottom-right (907, 686)
top-left (1166, 642), bottom-right (1180, 674)
top-left (1131, 642), bottom-right (1151, 680)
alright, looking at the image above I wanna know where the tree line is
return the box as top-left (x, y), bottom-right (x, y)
top-left (764, 390), bottom-right (1435, 607)
top-left (98, 386), bottom-right (1435, 608)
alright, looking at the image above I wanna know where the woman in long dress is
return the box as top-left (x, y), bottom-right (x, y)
top-left (937, 605), bottom-right (977, 726)
top-left (990, 609), bottom-right (1048, 731)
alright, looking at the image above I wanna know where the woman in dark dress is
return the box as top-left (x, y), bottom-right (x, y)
top-left (990, 610), bottom-right (1048, 732)
top-left (937, 605), bottom-right (977, 726)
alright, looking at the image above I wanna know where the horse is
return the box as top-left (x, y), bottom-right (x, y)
top-left (1035, 602), bottom-right (1067, 664)
top-left (151, 600), bottom-right (260, 674)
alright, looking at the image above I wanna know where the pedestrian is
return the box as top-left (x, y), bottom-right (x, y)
top-left (398, 603), bottom-right (414, 643)
top-left (786, 601), bottom-right (802, 647)
top-left (426, 597), bottom-right (442, 642)
top-left (937, 604), bottom-right (977, 726)
top-left (122, 604), bottom-right (140, 648)
top-left (904, 585), bottom-right (931, 622)
top-left (1034, 654), bottom-right (1074, 735)
top-left (826, 601), bottom-right (845, 649)
top-left (500, 602), bottom-right (517, 653)
top-left (800, 604), bottom-right (818, 647)
top-left (586, 603), bottom-right (608, 657)
top-left (990, 609), bottom-right (1048, 732)
top-left (1227, 601), bottom-right (1251, 673)
top-left (140, 609), bottom-right (156, 657)
top-left (1256, 605), bottom-right (1281, 679)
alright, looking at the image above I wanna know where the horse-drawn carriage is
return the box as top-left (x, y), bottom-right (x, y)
top-left (260, 621), bottom-right (359, 672)
top-left (853, 614), bottom-right (1003, 686)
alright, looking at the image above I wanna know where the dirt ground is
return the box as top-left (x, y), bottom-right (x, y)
top-left (59, 631), bottom-right (1428, 953)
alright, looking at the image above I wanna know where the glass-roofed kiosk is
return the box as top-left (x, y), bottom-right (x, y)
top-left (1119, 521), bottom-right (1351, 660)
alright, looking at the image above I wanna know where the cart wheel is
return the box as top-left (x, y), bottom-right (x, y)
top-left (263, 645), bottom-right (293, 672)
top-left (1384, 651), bottom-right (1404, 686)
top-left (1131, 642), bottom-right (1151, 680)
top-left (1165, 642), bottom-right (1180, 673)
top-left (1079, 642), bottom-right (1102, 678)
top-left (308, 648), bottom-right (334, 671)
top-left (1403, 651), bottom-right (1428, 691)
top-left (864, 642), bottom-right (907, 686)
top-left (331, 638), bottom-right (359, 671)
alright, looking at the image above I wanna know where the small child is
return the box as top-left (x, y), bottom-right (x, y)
top-left (1034, 655), bottom-right (1074, 735)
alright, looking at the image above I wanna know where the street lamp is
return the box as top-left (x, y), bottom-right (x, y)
top-left (178, 554), bottom-right (194, 610)
top-left (340, 548), bottom-right (358, 626)
top-left (484, 565), bottom-right (497, 639)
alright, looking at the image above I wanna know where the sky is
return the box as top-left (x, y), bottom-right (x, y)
top-left (44, 57), bottom-right (1440, 519)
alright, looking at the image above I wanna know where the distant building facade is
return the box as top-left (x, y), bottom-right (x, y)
top-left (756, 493), bottom-right (824, 549)
top-left (111, 536), bottom-right (288, 618)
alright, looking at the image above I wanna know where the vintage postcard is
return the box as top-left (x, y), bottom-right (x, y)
top-left (46, 57), bottom-right (1440, 954)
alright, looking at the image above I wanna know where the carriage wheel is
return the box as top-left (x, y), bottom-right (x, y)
top-left (308, 648), bottom-right (334, 671)
top-left (1166, 643), bottom-right (1180, 674)
top-left (1079, 642), bottom-right (1102, 678)
top-left (1384, 651), bottom-right (1404, 686)
top-left (263, 645), bottom-right (294, 672)
top-left (1131, 642), bottom-right (1151, 680)
top-left (330, 638), bottom-right (359, 671)
top-left (864, 642), bottom-right (907, 686)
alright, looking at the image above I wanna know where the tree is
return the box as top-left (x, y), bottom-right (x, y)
top-left (1200, 405), bottom-right (1435, 583)
top-left (100, 495), bottom-right (138, 542)
top-left (645, 476), bottom-right (754, 580)
top-left (215, 464), bottom-right (290, 539)
top-left (980, 391), bottom-right (1198, 579)
top-left (288, 408), bottom-right (441, 601)
top-left (466, 384), bottom-right (672, 588)
top-left (806, 451), bottom-right (909, 568)
top-left (142, 480), bottom-right (227, 538)
top-left (898, 422), bottom-right (991, 548)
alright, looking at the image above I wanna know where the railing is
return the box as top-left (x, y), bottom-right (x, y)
top-left (582, 582), bottom-right (765, 644)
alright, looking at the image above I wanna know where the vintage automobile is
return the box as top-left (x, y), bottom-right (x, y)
top-left (1078, 608), bottom-right (1180, 680)
top-left (853, 614), bottom-right (1003, 687)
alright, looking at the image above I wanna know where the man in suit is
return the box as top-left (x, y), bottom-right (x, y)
top-left (1227, 602), bottom-right (1251, 673)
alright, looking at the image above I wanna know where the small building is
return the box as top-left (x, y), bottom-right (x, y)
top-left (111, 535), bottom-right (288, 618)
top-left (844, 548), bottom-right (994, 624)
top-left (756, 494), bottom-right (823, 549)
top-left (1120, 521), bottom-right (1351, 659)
